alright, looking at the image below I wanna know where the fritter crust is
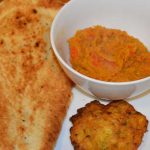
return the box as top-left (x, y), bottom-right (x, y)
top-left (70, 100), bottom-right (148, 150)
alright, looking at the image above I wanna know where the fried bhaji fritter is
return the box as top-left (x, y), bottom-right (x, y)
top-left (70, 100), bottom-right (148, 150)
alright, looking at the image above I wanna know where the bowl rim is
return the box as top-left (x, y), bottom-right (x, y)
top-left (50, 0), bottom-right (150, 86)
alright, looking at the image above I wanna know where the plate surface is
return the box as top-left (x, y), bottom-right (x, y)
top-left (55, 87), bottom-right (150, 150)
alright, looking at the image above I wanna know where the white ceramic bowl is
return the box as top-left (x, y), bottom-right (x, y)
top-left (51, 0), bottom-right (150, 100)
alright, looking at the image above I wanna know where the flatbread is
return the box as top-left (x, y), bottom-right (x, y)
top-left (0, 0), bottom-right (72, 150)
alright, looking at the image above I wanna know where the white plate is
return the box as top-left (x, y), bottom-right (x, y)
top-left (55, 87), bottom-right (150, 150)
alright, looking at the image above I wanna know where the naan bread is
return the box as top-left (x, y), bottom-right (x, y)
top-left (0, 0), bottom-right (72, 150)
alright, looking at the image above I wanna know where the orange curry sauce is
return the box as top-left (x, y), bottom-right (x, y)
top-left (69, 26), bottom-right (150, 82)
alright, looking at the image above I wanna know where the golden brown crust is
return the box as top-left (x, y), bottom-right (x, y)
top-left (70, 100), bottom-right (148, 150)
top-left (38, 0), bottom-right (69, 8)
top-left (0, 1), bottom-right (72, 150)
top-left (0, 84), bottom-right (14, 150)
top-left (0, 0), bottom-right (69, 9)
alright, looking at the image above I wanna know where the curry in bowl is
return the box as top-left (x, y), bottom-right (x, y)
top-left (69, 26), bottom-right (150, 82)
